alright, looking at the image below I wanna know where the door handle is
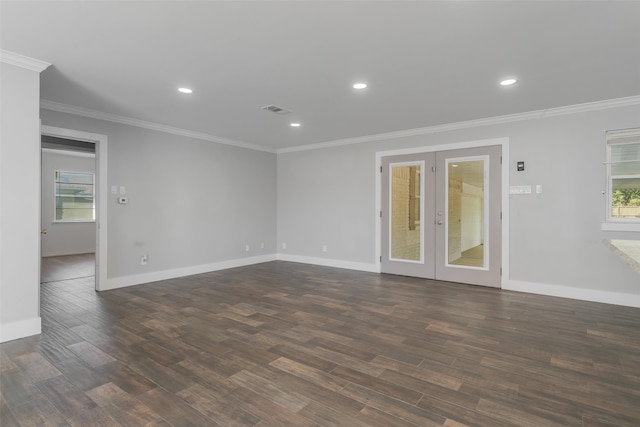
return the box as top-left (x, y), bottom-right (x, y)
top-left (437, 220), bottom-right (443, 225)
top-left (41, 229), bottom-right (48, 235)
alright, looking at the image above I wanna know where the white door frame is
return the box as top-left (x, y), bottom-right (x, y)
top-left (41, 125), bottom-right (108, 291)
top-left (375, 137), bottom-right (509, 287)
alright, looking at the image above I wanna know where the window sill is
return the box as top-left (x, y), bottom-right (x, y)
top-left (52, 220), bottom-right (96, 224)
top-left (601, 222), bottom-right (640, 232)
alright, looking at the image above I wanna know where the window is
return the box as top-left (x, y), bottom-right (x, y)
top-left (55, 170), bottom-right (95, 221)
top-left (606, 128), bottom-right (640, 223)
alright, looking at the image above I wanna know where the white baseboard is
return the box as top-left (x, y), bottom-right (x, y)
top-left (101, 254), bottom-right (277, 291)
top-left (97, 253), bottom-right (639, 308)
top-left (0, 317), bottom-right (41, 343)
top-left (274, 256), bottom-right (640, 308)
top-left (276, 253), bottom-right (379, 273)
top-left (504, 280), bottom-right (640, 308)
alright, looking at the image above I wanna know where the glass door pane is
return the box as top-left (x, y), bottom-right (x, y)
top-left (390, 162), bottom-right (423, 262)
top-left (383, 146), bottom-right (501, 287)
top-left (446, 158), bottom-right (487, 268)
top-left (381, 153), bottom-right (435, 279)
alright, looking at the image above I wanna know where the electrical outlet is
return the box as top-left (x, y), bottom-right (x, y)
top-left (260, 242), bottom-right (265, 249)
top-left (245, 244), bottom-right (250, 252)
top-left (282, 242), bottom-right (287, 250)
top-left (322, 245), bottom-right (327, 252)
top-left (140, 254), bottom-right (148, 265)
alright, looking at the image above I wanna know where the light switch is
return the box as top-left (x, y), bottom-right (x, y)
top-left (119, 186), bottom-right (126, 195)
top-left (536, 185), bottom-right (543, 194)
top-left (111, 186), bottom-right (118, 195)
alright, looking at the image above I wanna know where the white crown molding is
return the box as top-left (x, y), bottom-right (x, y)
top-left (0, 50), bottom-right (50, 72)
top-left (41, 94), bottom-right (640, 156)
top-left (277, 95), bottom-right (640, 154)
top-left (40, 100), bottom-right (277, 154)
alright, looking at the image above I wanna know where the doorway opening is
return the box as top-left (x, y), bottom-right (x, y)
top-left (40, 126), bottom-right (108, 293)
top-left (41, 135), bottom-right (96, 287)
top-left (376, 138), bottom-right (509, 288)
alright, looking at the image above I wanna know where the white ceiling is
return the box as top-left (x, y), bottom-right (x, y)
top-left (2, 1), bottom-right (639, 151)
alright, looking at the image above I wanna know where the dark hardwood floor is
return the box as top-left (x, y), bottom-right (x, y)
top-left (2, 260), bottom-right (640, 426)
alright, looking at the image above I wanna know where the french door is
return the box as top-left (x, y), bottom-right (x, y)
top-left (381, 145), bottom-right (502, 287)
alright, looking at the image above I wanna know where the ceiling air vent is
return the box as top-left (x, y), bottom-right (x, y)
top-left (261, 104), bottom-right (292, 115)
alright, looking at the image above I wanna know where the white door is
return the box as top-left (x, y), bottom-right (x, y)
top-left (381, 145), bottom-right (501, 287)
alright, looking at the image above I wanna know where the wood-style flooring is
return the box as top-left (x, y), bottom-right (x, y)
top-left (40, 253), bottom-right (95, 283)
top-left (2, 259), bottom-right (640, 426)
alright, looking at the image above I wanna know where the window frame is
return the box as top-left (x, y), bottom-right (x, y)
top-left (53, 169), bottom-right (96, 223)
top-left (603, 128), bottom-right (640, 232)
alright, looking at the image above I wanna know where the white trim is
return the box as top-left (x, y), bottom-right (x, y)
top-left (40, 96), bottom-right (640, 156)
top-left (40, 126), bottom-right (108, 292)
top-left (601, 222), bottom-right (640, 232)
top-left (102, 254), bottom-right (277, 291)
top-left (605, 129), bottom-right (640, 224)
top-left (278, 96), bottom-right (640, 154)
top-left (504, 280), bottom-right (640, 308)
top-left (501, 142), bottom-right (510, 284)
top-left (40, 100), bottom-right (276, 154)
top-left (376, 137), bottom-right (509, 158)
top-left (375, 137), bottom-right (510, 288)
top-left (0, 317), bottom-right (41, 343)
top-left (277, 253), bottom-right (379, 273)
top-left (0, 50), bottom-right (50, 72)
top-left (42, 148), bottom-right (95, 159)
top-left (387, 160), bottom-right (426, 264)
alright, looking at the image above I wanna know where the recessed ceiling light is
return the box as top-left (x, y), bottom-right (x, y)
top-left (500, 79), bottom-right (517, 86)
top-left (290, 123), bottom-right (301, 127)
top-left (353, 83), bottom-right (367, 89)
top-left (178, 87), bottom-right (193, 94)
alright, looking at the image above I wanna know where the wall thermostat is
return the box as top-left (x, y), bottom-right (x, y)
top-left (118, 197), bottom-right (128, 205)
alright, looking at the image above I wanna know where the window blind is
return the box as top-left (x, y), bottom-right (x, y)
top-left (607, 128), bottom-right (640, 176)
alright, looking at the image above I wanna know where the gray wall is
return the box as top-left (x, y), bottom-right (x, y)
top-left (41, 149), bottom-right (97, 257)
top-left (38, 102), bottom-right (640, 305)
top-left (0, 62), bottom-right (42, 341)
top-left (40, 109), bottom-right (277, 282)
top-left (278, 104), bottom-right (640, 296)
